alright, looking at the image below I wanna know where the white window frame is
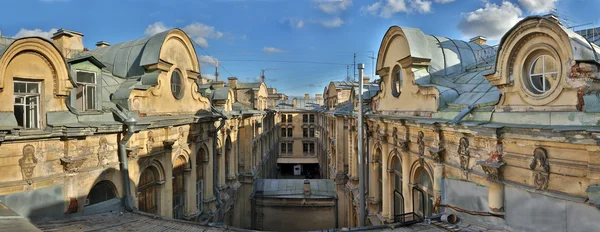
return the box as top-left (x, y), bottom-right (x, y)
top-left (75, 70), bottom-right (97, 111)
top-left (14, 80), bottom-right (41, 129)
top-left (528, 55), bottom-right (557, 94)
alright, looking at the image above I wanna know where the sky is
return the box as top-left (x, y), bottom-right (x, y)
top-left (0, 0), bottom-right (599, 97)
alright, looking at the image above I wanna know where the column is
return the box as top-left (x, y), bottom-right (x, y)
top-left (488, 181), bottom-right (504, 213)
top-left (381, 148), bottom-right (390, 218)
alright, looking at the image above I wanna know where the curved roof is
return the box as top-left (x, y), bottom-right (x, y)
top-left (78, 29), bottom-right (196, 79)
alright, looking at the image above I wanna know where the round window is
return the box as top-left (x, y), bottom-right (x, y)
top-left (526, 55), bottom-right (557, 95)
top-left (171, 70), bottom-right (184, 99)
top-left (391, 65), bottom-right (402, 97)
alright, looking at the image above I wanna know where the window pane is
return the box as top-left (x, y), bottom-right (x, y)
top-left (76, 85), bottom-right (85, 111)
top-left (77, 72), bottom-right (95, 84)
top-left (26, 83), bottom-right (39, 93)
top-left (287, 142), bottom-right (293, 153)
top-left (14, 82), bottom-right (26, 93)
top-left (281, 143), bottom-right (286, 152)
top-left (531, 57), bottom-right (544, 74)
top-left (87, 86), bottom-right (96, 110)
top-left (544, 55), bottom-right (557, 72)
top-left (14, 104), bottom-right (24, 127)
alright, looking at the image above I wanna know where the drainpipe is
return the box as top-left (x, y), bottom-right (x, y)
top-left (119, 117), bottom-right (138, 212)
top-left (211, 105), bottom-right (227, 225)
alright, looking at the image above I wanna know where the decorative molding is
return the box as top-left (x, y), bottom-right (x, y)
top-left (60, 156), bottom-right (87, 174)
top-left (19, 145), bottom-right (38, 185)
top-left (97, 137), bottom-right (110, 167)
top-left (427, 147), bottom-right (445, 163)
top-left (478, 161), bottom-right (506, 182)
top-left (127, 146), bottom-right (142, 160)
top-left (529, 147), bottom-right (550, 191)
top-left (458, 137), bottom-right (470, 170)
top-left (146, 131), bottom-right (155, 154)
top-left (392, 127), bottom-right (398, 145)
top-left (417, 131), bottom-right (425, 156)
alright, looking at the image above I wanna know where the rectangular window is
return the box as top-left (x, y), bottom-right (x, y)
top-left (281, 114), bottom-right (286, 122)
top-left (310, 128), bottom-right (315, 137)
top-left (287, 114), bottom-right (292, 123)
top-left (303, 128), bottom-right (308, 137)
top-left (287, 128), bottom-right (292, 137)
top-left (75, 71), bottom-right (97, 111)
top-left (303, 114), bottom-right (308, 123)
top-left (303, 143), bottom-right (308, 153)
top-left (281, 143), bottom-right (286, 153)
top-left (309, 114), bottom-right (315, 123)
top-left (14, 80), bottom-right (41, 129)
top-left (287, 142), bottom-right (293, 153)
top-left (309, 143), bottom-right (315, 153)
top-left (281, 128), bottom-right (286, 137)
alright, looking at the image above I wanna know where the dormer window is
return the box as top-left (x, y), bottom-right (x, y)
top-left (171, 70), bottom-right (184, 99)
top-left (14, 80), bottom-right (41, 129)
top-left (75, 71), bottom-right (97, 111)
top-left (527, 55), bottom-right (557, 95)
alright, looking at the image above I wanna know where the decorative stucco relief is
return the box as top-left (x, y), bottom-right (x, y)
top-left (146, 131), bottom-right (155, 154)
top-left (529, 147), bottom-right (550, 191)
top-left (417, 131), bottom-right (424, 156)
top-left (19, 145), bottom-right (38, 185)
top-left (477, 141), bottom-right (505, 182)
top-left (97, 137), bottom-right (111, 167)
top-left (458, 137), bottom-right (470, 170)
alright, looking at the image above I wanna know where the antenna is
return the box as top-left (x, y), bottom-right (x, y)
top-left (261, 68), bottom-right (276, 82)
top-left (215, 61), bottom-right (219, 81)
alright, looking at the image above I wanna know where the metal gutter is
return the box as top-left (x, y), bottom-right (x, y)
top-left (210, 105), bottom-right (227, 225)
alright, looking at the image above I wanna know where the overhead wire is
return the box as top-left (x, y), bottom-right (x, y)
top-left (191, 40), bottom-right (235, 77)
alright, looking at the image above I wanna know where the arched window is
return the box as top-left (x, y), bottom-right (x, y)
top-left (196, 147), bottom-right (205, 212)
top-left (138, 167), bottom-right (158, 214)
top-left (526, 54), bottom-right (557, 95)
top-left (86, 180), bottom-right (117, 206)
top-left (412, 167), bottom-right (433, 218)
top-left (172, 156), bottom-right (187, 219)
top-left (391, 65), bottom-right (402, 97)
top-left (225, 137), bottom-right (232, 178)
top-left (390, 154), bottom-right (403, 218)
top-left (171, 70), bottom-right (184, 99)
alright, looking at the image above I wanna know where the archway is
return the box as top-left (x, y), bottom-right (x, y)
top-left (389, 153), bottom-right (403, 217)
top-left (412, 166), bottom-right (433, 218)
top-left (172, 155), bottom-right (187, 219)
top-left (85, 180), bottom-right (117, 206)
top-left (138, 166), bottom-right (159, 214)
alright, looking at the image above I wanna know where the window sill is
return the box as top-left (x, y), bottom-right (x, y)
top-left (18, 129), bottom-right (52, 136)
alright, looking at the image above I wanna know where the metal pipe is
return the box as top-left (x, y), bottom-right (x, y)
top-left (118, 117), bottom-right (137, 212)
top-left (357, 63), bottom-right (366, 226)
top-left (210, 105), bottom-right (227, 225)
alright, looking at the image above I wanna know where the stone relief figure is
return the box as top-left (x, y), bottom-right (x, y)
top-left (146, 131), bottom-right (155, 154)
top-left (417, 131), bottom-right (425, 156)
top-left (458, 137), bottom-right (470, 170)
top-left (19, 145), bottom-right (38, 185)
top-left (98, 137), bottom-right (110, 167)
top-left (178, 127), bottom-right (186, 145)
top-left (392, 127), bottom-right (398, 145)
top-left (529, 147), bottom-right (550, 191)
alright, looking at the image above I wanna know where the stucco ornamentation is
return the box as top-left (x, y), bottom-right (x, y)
top-left (477, 142), bottom-right (505, 182)
top-left (146, 131), bottom-right (155, 154)
top-left (417, 131), bottom-right (425, 156)
top-left (98, 137), bottom-right (111, 167)
top-left (458, 137), bottom-right (470, 170)
top-left (178, 127), bottom-right (186, 145)
top-left (19, 145), bottom-right (38, 185)
top-left (60, 156), bottom-right (87, 174)
top-left (529, 147), bottom-right (550, 191)
top-left (392, 127), bottom-right (398, 145)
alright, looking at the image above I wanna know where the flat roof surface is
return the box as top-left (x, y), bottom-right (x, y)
top-left (253, 179), bottom-right (336, 199)
top-left (0, 202), bottom-right (41, 232)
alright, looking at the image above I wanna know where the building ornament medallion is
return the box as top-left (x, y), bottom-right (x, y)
top-left (529, 147), bottom-right (550, 191)
top-left (97, 137), bottom-right (111, 167)
top-left (458, 137), bottom-right (470, 170)
top-left (19, 145), bottom-right (38, 185)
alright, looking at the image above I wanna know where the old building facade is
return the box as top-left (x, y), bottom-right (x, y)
top-left (0, 28), bottom-right (277, 229)
top-left (322, 16), bottom-right (600, 231)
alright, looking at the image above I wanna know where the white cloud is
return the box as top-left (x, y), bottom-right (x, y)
top-left (145, 21), bottom-right (225, 48)
top-left (457, 1), bottom-right (523, 40)
top-left (263, 46), bottom-right (287, 54)
top-left (362, 0), bottom-right (409, 18)
top-left (144, 22), bottom-right (170, 36)
top-left (320, 17), bottom-right (345, 28)
top-left (315, 0), bottom-right (353, 14)
top-left (518, 0), bottom-right (557, 14)
top-left (198, 55), bottom-right (219, 66)
top-left (281, 18), bottom-right (305, 29)
top-left (13, 28), bottom-right (58, 39)
top-left (434, 0), bottom-right (454, 3)
top-left (411, 0), bottom-right (432, 13)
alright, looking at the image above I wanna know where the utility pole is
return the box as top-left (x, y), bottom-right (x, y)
top-left (261, 69), bottom-right (265, 82)
top-left (357, 63), bottom-right (365, 227)
top-left (369, 51), bottom-right (375, 82)
top-left (353, 53), bottom-right (357, 82)
top-left (215, 62), bottom-right (219, 81)
top-left (346, 65), bottom-right (350, 82)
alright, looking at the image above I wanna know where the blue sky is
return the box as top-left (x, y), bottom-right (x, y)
top-left (0, 0), bottom-right (598, 96)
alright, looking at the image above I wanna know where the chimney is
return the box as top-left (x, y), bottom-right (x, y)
top-left (51, 29), bottom-right (84, 59)
top-left (292, 98), bottom-right (297, 108)
top-left (227, 77), bottom-right (238, 87)
top-left (303, 179), bottom-right (311, 196)
top-left (469, 36), bottom-right (487, 45)
top-left (95, 41), bottom-right (110, 48)
top-left (212, 81), bottom-right (225, 88)
top-left (363, 77), bottom-right (370, 84)
top-left (304, 94), bottom-right (310, 100)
